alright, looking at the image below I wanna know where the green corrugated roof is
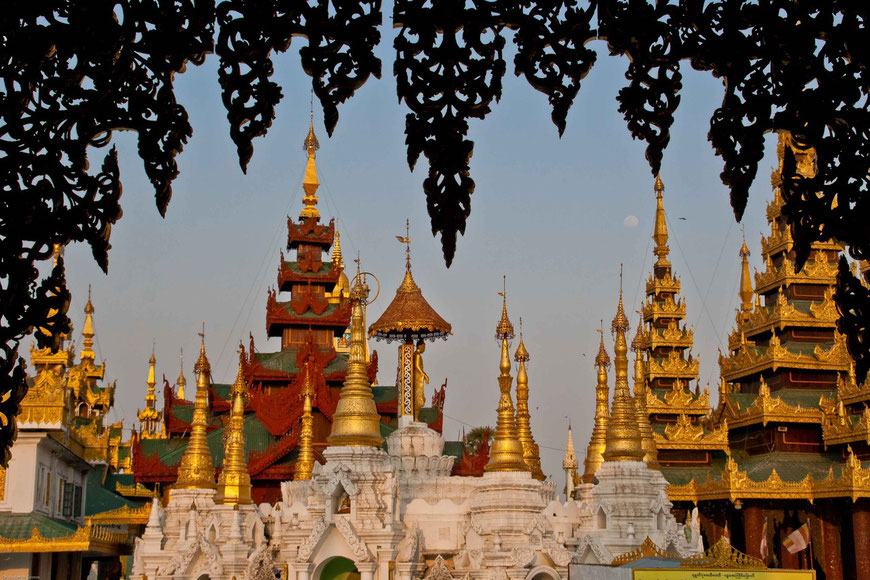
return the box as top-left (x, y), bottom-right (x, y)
top-left (255, 349), bottom-right (348, 375)
top-left (737, 451), bottom-right (843, 482)
top-left (0, 513), bottom-right (78, 540)
top-left (729, 389), bottom-right (829, 412)
top-left (284, 261), bottom-right (335, 276)
top-left (156, 413), bottom-right (276, 467)
top-left (213, 383), bottom-right (232, 401)
top-left (85, 469), bottom-right (143, 516)
top-left (105, 473), bottom-right (136, 488)
top-left (372, 386), bottom-right (397, 404)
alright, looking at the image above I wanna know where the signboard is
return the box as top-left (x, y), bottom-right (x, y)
top-left (633, 570), bottom-right (815, 580)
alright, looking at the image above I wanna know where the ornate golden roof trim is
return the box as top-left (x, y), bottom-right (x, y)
top-left (115, 481), bottom-right (154, 498)
top-left (0, 521), bottom-right (131, 554)
top-left (727, 290), bottom-right (839, 352)
top-left (611, 537), bottom-right (678, 565)
top-left (822, 405), bottom-right (870, 447)
top-left (87, 503), bottom-right (151, 525)
top-left (642, 296), bottom-right (686, 322)
top-left (680, 537), bottom-right (765, 569)
top-left (648, 351), bottom-right (700, 381)
top-left (646, 381), bottom-right (710, 416)
top-left (667, 447), bottom-right (870, 503)
top-left (754, 249), bottom-right (838, 294)
top-left (645, 272), bottom-right (681, 296)
top-left (654, 415), bottom-right (729, 451)
top-left (722, 380), bottom-right (822, 429)
top-left (720, 332), bottom-right (850, 382)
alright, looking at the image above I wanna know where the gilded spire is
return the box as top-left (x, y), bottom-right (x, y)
top-left (175, 331), bottom-right (216, 490)
top-left (137, 347), bottom-right (162, 437)
top-left (514, 321), bottom-right (544, 480)
top-left (632, 316), bottom-right (659, 469)
top-left (328, 261), bottom-right (384, 447)
top-left (145, 348), bottom-right (157, 407)
top-left (602, 275), bottom-right (645, 462)
top-left (652, 175), bottom-right (671, 268)
top-left (81, 286), bottom-right (96, 362)
top-left (300, 115), bottom-right (321, 220)
top-left (332, 227), bottom-right (345, 270)
top-left (177, 347), bottom-right (187, 400)
top-left (563, 424), bottom-right (579, 498)
top-left (295, 362), bottom-right (316, 480)
top-left (216, 347), bottom-right (252, 505)
top-left (738, 233), bottom-right (753, 320)
top-left (582, 323), bottom-right (610, 483)
top-left (485, 289), bottom-right (528, 473)
top-left (495, 278), bottom-right (515, 341)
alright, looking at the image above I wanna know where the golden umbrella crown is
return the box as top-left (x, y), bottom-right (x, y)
top-left (368, 220), bottom-right (451, 342)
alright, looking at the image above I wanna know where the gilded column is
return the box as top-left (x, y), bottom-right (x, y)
top-left (514, 328), bottom-right (544, 480)
top-left (632, 318), bottom-right (659, 469)
top-left (295, 363), bottom-right (316, 480)
top-left (328, 267), bottom-right (384, 447)
top-left (175, 336), bottom-right (216, 489)
top-left (216, 348), bottom-right (252, 505)
top-left (484, 295), bottom-right (528, 473)
top-left (582, 326), bottom-right (610, 483)
top-left (602, 288), bottom-right (644, 462)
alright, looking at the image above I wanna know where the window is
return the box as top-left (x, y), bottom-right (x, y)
top-left (37, 465), bottom-right (46, 507)
top-left (62, 482), bottom-right (73, 517)
top-left (44, 472), bottom-right (51, 507)
top-left (57, 477), bottom-right (66, 513)
top-left (73, 485), bottom-right (82, 518)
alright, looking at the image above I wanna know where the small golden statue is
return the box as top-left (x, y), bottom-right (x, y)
top-left (413, 340), bottom-right (428, 420)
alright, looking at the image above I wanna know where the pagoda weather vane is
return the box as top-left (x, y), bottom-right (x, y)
top-left (370, 220), bottom-right (452, 426)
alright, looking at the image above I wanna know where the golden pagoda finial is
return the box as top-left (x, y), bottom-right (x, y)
top-left (603, 271), bottom-right (645, 462)
top-left (513, 319), bottom-right (544, 480)
top-left (583, 322), bottom-right (611, 483)
top-left (295, 362), bottom-right (316, 480)
top-left (328, 260), bottom-right (384, 447)
top-left (216, 346), bottom-right (252, 505)
top-left (332, 227), bottom-right (345, 270)
top-left (495, 277), bottom-right (515, 341)
top-left (80, 285), bottom-right (96, 362)
top-left (177, 347), bottom-right (186, 399)
top-left (632, 315), bottom-right (659, 469)
top-left (175, 327), bottom-right (216, 490)
top-left (563, 423), bottom-right (579, 497)
top-left (738, 229), bottom-right (753, 320)
top-left (145, 346), bottom-right (157, 408)
top-left (485, 288), bottom-right (528, 473)
top-left (652, 175), bottom-right (671, 269)
top-left (299, 113), bottom-right (321, 220)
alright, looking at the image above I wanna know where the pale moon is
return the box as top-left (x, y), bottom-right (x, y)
top-left (624, 215), bottom-right (639, 228)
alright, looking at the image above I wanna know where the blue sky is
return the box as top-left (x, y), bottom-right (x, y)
top-left (49, 25), bottom-right (779, 482)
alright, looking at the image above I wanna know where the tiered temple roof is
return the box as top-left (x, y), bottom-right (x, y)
top-left (130, 121), bottom-right (452, 503)
top-left (658, 133), bottom-right (870, 574)
top-left (634, 177), bottom-right (725, 471)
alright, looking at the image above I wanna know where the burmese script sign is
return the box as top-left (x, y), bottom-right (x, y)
top-left (632, 570), bottom-right (815, 580)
